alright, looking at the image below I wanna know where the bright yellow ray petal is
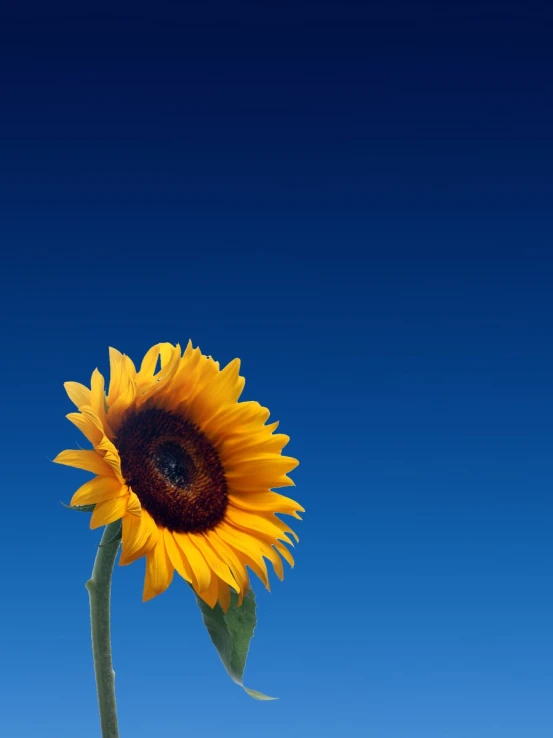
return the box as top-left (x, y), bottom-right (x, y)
top-left (188, 358), bottom-right (245, 428)
top-left (70, 476), bottom-right (125, 507)
top-left (274, 540), bottom-right (295, 568)
top-left (228, 492), bottom-right (304, 518)
top-left (90, 368), bottom-right (113, 436)
top-left (108, 354), bottom-right (137, 423)
top-left (238, 552), bottom-right (270, 589)
top-left (139, 343), bottom-right (182, 404)
top-left (137, 343), bottom-right (161, 388)
top-left (182, 338), bottom-right (194, 358)
top-left (163, 529), bottom-right (194, 585)
top-left (238, 521), bottom-right (296, 571)
top-left (64, 381), bottom-right (91, 409)
top-left (54, 449), bottom-right (113, 476)
top-left (90, 495), bottom-right (128, 529)
top-left (120, 510), bottom-right (158, 565)
top-left (159, 342), bottom-right (176, 367)
top-left (106, 347), bottom-right (124, 406)
top-left (218, 539), bottom-right (270, 590)
top-left (171, 345), bottom-right (216, 399)
top-left (126, 490), bottom-right (142, 516)
top-left (218, 358), bottom-right (245, 402)
top-left (247, 558), bottom-right (270, 588)
top-left (222, 426), bottom-right (286, 447)
top-left (217, 522), bottom-right (281, 584)
top-left (225, 456), bottom-right (299, 487)
top-left (269, 550), bottom-right (284, 580)
top-left (205, 529), bottom-right (249, 593)
top-left (66, 411), bottom-right (103, 446)
top-left (271, 514), bottom-right (300, 543)
top-left (95, 435), bottom-right (124, 483)
top-left (199, 401), bottom-right (271, 447)
top-left (216, 521), bottom-right (270, 559)
top-left (238, 526), bottom-right (293, 580)
top-left (225, 507), bottom-right (297, 543)
top-left (225, 475), bottom-right (296, 493)
top-left (220, 433), bottom-right (291, 464)
top-left (173, 532), bottom-right (212, 592)
top-left (143, 537), bottom-right (174, 601)
top-left (162, 351), bottom-right (210, 410)
top-left (226, 454), bottom-right (299, 471)
top-left (188, 533), bottom-right (240, 593)
top-left (196, 573), bottom-right (219, 607)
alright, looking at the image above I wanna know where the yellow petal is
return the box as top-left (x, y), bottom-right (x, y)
top-left (54, 449), bottom-right (113, 476)
top-left (216, 521), bottom-right (266, 557)
top-left (220, 433), bottom-right (291, 463)
top-left (138, 343), bottom-right (182, 404)
top-left (225, 456), bottom-right (299, 489)
top-left (163, 529), bottom-right (194, 585)
top-left (202, 401), bottom-right (271, 444)
top-left (157, 344), bottom-right (182, 382)
top-left (126, 490), bottom-right (142, 516)
top-left (108, 354), bottom-right (137, 421)
top-left (225, 507), bottom-right (297, 543)
top-left (228, 492), bottom-right (304, 518)
top-left (183, 339), bottom-right (194, 358)
top-left (240, 553), bottom-right (270, 590)
top-left (95, 435), bottom-right (124, 483)
top-left (64, 381), bottom-right (91, 409)
top-left (216, 523), bottom-right (273, 588)
top-left (274, 540), bottom-right (295, 568)
top-left (235, 527), bottom-right (290, 580)
top-left (196, 573), bottom-right (219, 607)
top-left (205, 529), bottom-right (249, 593)
top-left (219, 358), bottom-right (245, 402)
top-left (190, 358), bottom-right (245, 429)
top-left (137, 344), bottom-right (161, 386)
top-left (188, 532), bottom-right (240, 593)
top-left (70, 476), bottom-right (125, 507)
top-left (120, 510), bottom-right (158, 565)
top-left (159, 342), bottom-right (176, 367)
top-left (271, 514), bottom-right (300, 543)
top-left (106, 347), bottom-right (124, 406)
top-left (90, 369), bottom-right (113, 438)
top-left (66, 411), bottom-right (103, 446)
top-left (173, 532), bottom-right (212, 592)
top-left (143, 537), bottom-right (174, 601)
top-left (224, 519), bottom-right (288, 577)
top-left (90, 495), bottom-right (128, 529)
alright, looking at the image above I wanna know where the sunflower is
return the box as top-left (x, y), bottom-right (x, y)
top-left (55, 342), bottom-right (302, 610)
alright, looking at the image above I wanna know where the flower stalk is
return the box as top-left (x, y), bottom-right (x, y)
top-left (85, 519), bottom-right (122, 738)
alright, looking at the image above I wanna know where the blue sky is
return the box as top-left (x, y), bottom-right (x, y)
top-left (1, 3), bottom-right (552, 737)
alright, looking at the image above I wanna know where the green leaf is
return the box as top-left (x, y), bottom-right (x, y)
top-left (195, 586), bottom-right (277, 700)
top-left (60, 500), bottom-right (96, 513)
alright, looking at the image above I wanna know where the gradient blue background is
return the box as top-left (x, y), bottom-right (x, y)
top-left (1, 3), bottom-right (552, 737)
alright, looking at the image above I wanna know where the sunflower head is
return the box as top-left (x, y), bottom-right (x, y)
top-left (55, 342), bottom-right (303, 610)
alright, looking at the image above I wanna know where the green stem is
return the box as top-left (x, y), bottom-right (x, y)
top-left (85, 520), bottom-right (122, 738)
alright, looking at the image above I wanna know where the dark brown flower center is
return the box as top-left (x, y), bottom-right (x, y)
top-left (116, 407), bottom-right (228, 533)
